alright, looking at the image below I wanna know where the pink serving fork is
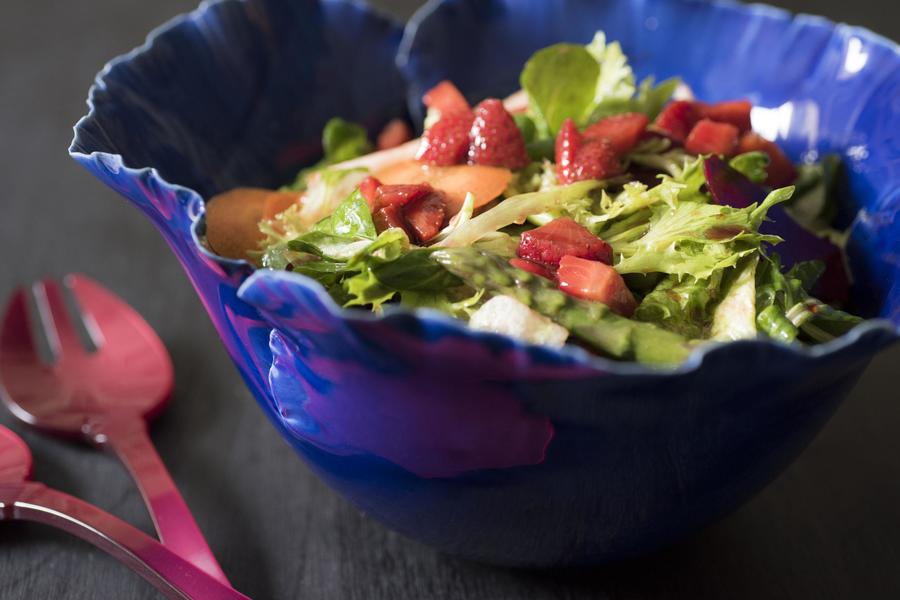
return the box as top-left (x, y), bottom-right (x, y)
top-left (0, 424), bottom-right (248, 600)
top-left (0, 274), bottom-right (230, 585)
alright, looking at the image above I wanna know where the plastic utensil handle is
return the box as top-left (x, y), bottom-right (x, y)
top-left (0, 482), bottom-right (250, 600)
top-left (91, 416), bottom-right (231, 586)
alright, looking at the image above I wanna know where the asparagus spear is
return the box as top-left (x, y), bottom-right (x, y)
top-left (431, 248), bottom-right (695, 366)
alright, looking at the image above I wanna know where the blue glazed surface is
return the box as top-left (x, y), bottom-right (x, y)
top-left (70, 0), bottom-right (899, 566)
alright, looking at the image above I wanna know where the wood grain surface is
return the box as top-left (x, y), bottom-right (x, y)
top-left (0, 1), bottom-right (898, 598)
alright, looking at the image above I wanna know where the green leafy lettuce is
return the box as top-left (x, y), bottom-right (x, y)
top-left (754, 253), bottom-right (861, 343)
top-left (610, 186), bottom-right (794, 279)
top-left (271, 191), bottom-right (465, 310)
top-left (284, 118), bottom-right (372, 191)
top-left (520, 31), bottom-right (678, 137)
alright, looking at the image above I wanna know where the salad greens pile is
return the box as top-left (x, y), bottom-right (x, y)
top-left (254, 32), bottom-right (863, 367)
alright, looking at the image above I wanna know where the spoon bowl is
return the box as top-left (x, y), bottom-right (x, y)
top-left (0, 275), bottom-right (172, 435)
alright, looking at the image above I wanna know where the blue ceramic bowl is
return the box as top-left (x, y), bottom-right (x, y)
top-left (70, 0), bottom-right (899, 566)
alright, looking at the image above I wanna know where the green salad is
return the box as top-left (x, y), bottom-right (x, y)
top-left (204, 32), bottom-right (863, 367)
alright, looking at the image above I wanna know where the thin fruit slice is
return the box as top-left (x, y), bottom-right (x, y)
top-left (206, 188), bottom-right (298, 261)
top-left (374, 160), bottom-right (512, 216)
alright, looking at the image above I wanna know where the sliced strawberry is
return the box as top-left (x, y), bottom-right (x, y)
top-left (555, 118), bottom-right (581, 185)
top-left (654, 100), bottom-right (700, 143)
top-left (582, 112), bottom-right (649, 155)
top-left (704, 100), bottom-right (752, 133)
top-left (358, 176), bottom-right (382, 210)
top-left (509, 257), bottom-right (556, 280)
top-left (467, 99), bottom-right (530, 169)
top-left (376, 119), bottom-right (413, 150)
top-left (685, 119), bottom-right (740, 156)
top-left (517, 217), bottom-right (613, 267)
top-left (416, 111), bottom-right (474, 166)
top-left (571, 137), bottom-right (622, 182)
top-left (404, 192), bottom-right (447, 244)
top-left (423, 80), bottom-right (471, 115)
top-left (737, 132), bottom-right (797, 187)
top-left (557, 255), bottom-right (637, 317)
top-left (375, 183), bottom-right (434, 208)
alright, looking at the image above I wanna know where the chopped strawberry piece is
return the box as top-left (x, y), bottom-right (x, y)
top-left (582, 112), bottom-right (650, 155)
top-left (684, 119), bottom-right (740, 156)
top-left (467, 99), bottom-right (530, 169)
top-left (557, 255), bottom-right (637, 317)
top-left (737, 132), bottom-right (797, 187)
top-left (654, 100), bottom-right (701, 143)
top-left (373, 203), bottom-right (409, 234)
top-left (703, 100), bottom-right (752, 133)
top-left (509, 257), bottom-right (556, 280)
top-left (376, 183), bottom-right (434, 208)
top-left (376, 119), bottom-right (413, 150)
top-left (358, 176), bottom-right (382, 210)
top-left (404, 192), bottom-right (447, 244)
top-left (571, 137), bottom-right (622, 182)
top-left (416, 111), bottom-right (474, 166)
top-left (518, 217), bottom-right (613, 267)
top-left (555, 118), bottom-right (581, 185)
top-left (422, 80), bottom-right (471, 116)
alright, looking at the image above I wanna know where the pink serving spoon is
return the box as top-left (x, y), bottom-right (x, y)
top-left (0, 275), bottom-right (229, 585)
top-left (0, 425), bottom-right (248, 599)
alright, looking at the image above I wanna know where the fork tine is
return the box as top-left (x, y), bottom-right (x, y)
top-left (64, 274), bottom-right (156, 353)
top-left (37, 278), bottom-right (85, 356)
top-left (0, 288), bottom-right (42, 364)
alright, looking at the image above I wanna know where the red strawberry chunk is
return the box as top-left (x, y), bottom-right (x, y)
top-left (517, 217), bottom-right (613, 267)
top-left (467, 99), bottom-right (530, 169)
top-left (582, 112), bottom-right (649, 155)
top-left (416, 111), bottom-right (474, 166)
top-left (509, 257), bottom-right (556, 280)
top-left (557, 255), bottom-right (637, 317)
top-left (376, 183), bottom-right (434, 208)
top-left (359, 176), bottom-right (382, 210)
top-left (555, 118), bottom-right (581, 185)
top-left (685, 119), bottom-right (740, 156)
top-left (654, 100), bottom-right (700, 143)
top-left (423, 80), bottom-right (471, 116)
top-left (571, 137), bottom-right (622, 182)
top-left (703, 100), bottom-right (752, 133)
top-left (737, 132), bottom-right (797, 187)
top-left (373, 203), bottom-right (409, 235)
top-left (404, 192), bottom-right (447, 244)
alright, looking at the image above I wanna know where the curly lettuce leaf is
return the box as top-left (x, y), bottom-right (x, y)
top-left (437, 180), bottom-right (601, 248)
top-left (611, 186), bottom-right (794, 279)
top-left (634, 271), bottom-right (724, 339)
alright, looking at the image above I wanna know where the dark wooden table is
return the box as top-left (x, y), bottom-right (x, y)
top-left (1, 1), bottom-right (898, 598)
